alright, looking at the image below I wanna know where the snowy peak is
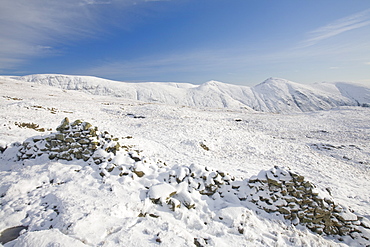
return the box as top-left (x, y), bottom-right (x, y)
top-left (334, 82), bottom-right (370, 106)
top-left (250, 77), bottom-right (356, 112)
top-left (253, 77), bottom-right (294, 99)
top-left (254, 77), bottom-right (315, 94)
top-left (258, 77), bottom-right (292, 86)
top-left (7, 74), bottom-right (370, 113)
top-left (201, 80), bottom-right (224, 86)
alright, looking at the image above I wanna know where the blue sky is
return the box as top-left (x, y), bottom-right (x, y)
top-left (1, 0), bottom-right (370, 86)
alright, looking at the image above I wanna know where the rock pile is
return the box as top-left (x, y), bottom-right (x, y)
top-left (157, 164), bottom-right (370, 242)
top-left (234, 167), bottom-right (370, 241)
top-left (16, 118), bottom-right (142, 177)
top-left (166, 164), bottom-right (234, 196)
top-left (18, 118), bottom-right (119, 161)
top-left (148, 164), bottom-right (236, 211)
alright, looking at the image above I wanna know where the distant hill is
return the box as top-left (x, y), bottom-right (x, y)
top-left (10, 74), bottom-right (370, 113)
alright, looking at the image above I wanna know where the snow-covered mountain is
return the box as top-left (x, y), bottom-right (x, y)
top-left (9, 74), bottom-right (370, 113)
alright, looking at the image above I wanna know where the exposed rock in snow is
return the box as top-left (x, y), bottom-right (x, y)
top-left (241, 167), bottom-right (370, 238)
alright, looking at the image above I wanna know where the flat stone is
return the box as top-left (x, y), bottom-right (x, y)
top-left (59, 152), bottom-right (72, 160)
top-left (324, 225), bottom-right (339, 235)
top-left (0, 226), bottom-right (28, 244)
top-left (55, 133), bottom-right (65, 141)
top-left (306, 212), bottom-right (315, 218)
top-left (71, 119), bottom-right (82, 126)
top-left (292, 174), bottom-right (305, 183)
top-left (335, 210), bottom-right (358, 222)
top-left (83, 122), bottom-right (92, 130)
top-left (78, 139), bottom-right (90, 144)
top-left (52, 139), bottom-right (62, 147)
top-left (32, 137), bottom-right (42, 142)
top-left (133, 170), bottom-right (145, 177)
top-left (45, 135), bottom-right (55, 142)
top-left (74, 152), bottom-right (83, 159)
top-left (49, 153), bottom-right (57, 159)
top-left (82, 155), bottom-right (90, 161)
top-left (73, 133), bottom-right (81, 138)
top-left (297, 211), bottom-right (305, 218)
top-left (334, 205), bottom-right (343, 213)
top-left (64, 137), bottom-right (75, 143)
top-left (56, 117), bottom-right (70, 132)
top-left (278, 207), bottom-right (291, 214)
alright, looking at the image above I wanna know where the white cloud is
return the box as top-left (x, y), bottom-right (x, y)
top-left (81, 49), bottom-right (224, 77)
top-left (301, 9), bottom-right (370, 47)
top-left (0, 1), bottom-right (93, 69)
top-left (0, 0), bottom-right (165, 71)
top-left (80, 0), bottom-right (112, 5)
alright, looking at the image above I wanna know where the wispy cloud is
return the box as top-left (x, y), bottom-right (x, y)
top-left (80, 0), bottom-right (112, 5)
top-left (0, 0), bottom-right (165, 71)
top-left (300, 8), bottom-right (370, 47)
top-left (79, 35), bottom-right (370, 84)
top-left (80, 49), bottom-right (228, 80)
top-left (81, 8), bottom-right (370, 82)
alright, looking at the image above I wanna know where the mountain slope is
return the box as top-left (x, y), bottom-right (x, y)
top-left (7, 74), bottom-right (370, 113)
top-left (251, 78), bottom-right (358, 112)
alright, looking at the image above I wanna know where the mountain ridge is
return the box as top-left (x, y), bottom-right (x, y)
top-left (5, 74), bottom-right (370, 113)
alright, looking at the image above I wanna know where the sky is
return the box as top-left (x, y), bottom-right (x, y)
top-left (1, 0), bottom-right (370, 86)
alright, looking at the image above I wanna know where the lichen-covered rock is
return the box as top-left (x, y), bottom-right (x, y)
top-left (148, 183), bottom-right (177, 206)
top-left (56, 117), bottom-right (70, 132)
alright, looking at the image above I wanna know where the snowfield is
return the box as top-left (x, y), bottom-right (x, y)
top-left (0, 75), bottom-right (369, 246)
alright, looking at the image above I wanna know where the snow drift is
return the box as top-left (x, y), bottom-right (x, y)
top-left (10, 74), bottom-right (370, 113)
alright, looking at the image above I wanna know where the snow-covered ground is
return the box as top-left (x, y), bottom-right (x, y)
top-left (0, 76), bottom-right (369, 246)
